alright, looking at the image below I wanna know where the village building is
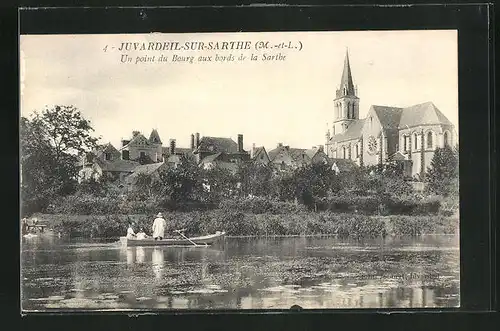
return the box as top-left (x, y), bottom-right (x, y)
top-left (250, 144), bottom-right (271, 165)
top-left (78, 143), bottom-right (140, 183)
top-left (194, 133), bottom-right (250, 174)
top-left (124, 162), bottom-right (169, 189)
top-left (267, 143), bottom-right (329, 170)
top-left (325, 50), bottom-right (457, 178)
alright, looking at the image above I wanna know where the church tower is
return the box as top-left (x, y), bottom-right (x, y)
top-left (332, 49), bottom-right (359, 135)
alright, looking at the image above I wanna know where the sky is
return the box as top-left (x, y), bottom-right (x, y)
top-left (20, 30), bottom-right (458, 152)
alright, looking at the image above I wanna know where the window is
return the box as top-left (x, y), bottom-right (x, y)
top-left (140, 151), bottom-right (146, 158)
top-left (414, 134), bottom-right (418, 150)
top-left (444, 131), bottom-right (449, 147)
top-left (105, 153), bottom-right (111, 161)
top-left (403, 135), bottom-right (409, 152)
top-left (370, 117), bottom-right (373, 128)
top-left (427, 131), bottom-right (433, 149)
top-left (355, 144), bottom-right (359, 158)
top-left (122, 150), bottom-right (130, 160)
top-left (342, 146), bottom-right (346, 159)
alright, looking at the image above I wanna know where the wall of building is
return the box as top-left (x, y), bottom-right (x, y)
top-left (398, 124), bottom-right (453, 176)
top-left (360, 109), bottom-right (384, 167)
top-left (122, 143), bottom-right (163, 162)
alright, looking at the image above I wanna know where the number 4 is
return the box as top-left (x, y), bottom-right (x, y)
top-left (103, 45), bottom-right (108, 52)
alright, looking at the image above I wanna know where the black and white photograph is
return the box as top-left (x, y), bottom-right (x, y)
top-left (20, 30), bottom-right (460, 311)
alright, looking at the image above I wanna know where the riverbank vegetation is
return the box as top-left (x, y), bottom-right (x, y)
top-left (21, 105), bottom-right (459, 238)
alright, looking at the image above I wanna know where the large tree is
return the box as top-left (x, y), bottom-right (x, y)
top-left (425, 145), bottom-right (459, 196)
top-left (154, 154), bottom-right (204, 203)
top-left (20, 105), bottom-right (98, 215)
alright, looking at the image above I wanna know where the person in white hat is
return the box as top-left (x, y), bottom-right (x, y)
top-left (152, 212), bottom-right (167, 240)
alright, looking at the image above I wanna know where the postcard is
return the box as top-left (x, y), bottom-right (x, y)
top-left (20, 30), bottom-right (459, 311)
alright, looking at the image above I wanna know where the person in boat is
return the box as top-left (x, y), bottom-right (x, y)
top-left (126, 222), bottom-right (136, 239)
top-left (136, 228), bottom-right (148, 240)
top-left (152, 212), bottom-right (167, 241)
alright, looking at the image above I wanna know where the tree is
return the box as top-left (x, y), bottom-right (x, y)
top-left (20, 105), bottom-right (99, 215)
top-left (426, 146), bottom-right (459, 196)
top-left (236, 162), bottom-right (273, 197)
top-left (154, 154), bottom-right (203, 203)
top-left (202, 165), bottom-right (237, 200)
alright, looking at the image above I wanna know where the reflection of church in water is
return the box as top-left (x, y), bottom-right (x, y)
top-left (325, 50), bottom-right (456, 178)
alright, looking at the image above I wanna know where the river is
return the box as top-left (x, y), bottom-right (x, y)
top-left (21, 234), bottom-right (459, 311)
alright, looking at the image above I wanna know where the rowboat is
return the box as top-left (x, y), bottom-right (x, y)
top-left (120, 231), bottom-right (226, 247)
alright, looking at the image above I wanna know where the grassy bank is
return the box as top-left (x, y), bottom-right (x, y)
top-left (31, 211), bottom-right (459, 239)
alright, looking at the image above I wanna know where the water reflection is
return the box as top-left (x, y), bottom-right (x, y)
top-left (136, 247), bottom-right (145, 264)
top-left (22, 235), bottom-right (460, 310)
top-left (152, 248), bottom-right (164, 280)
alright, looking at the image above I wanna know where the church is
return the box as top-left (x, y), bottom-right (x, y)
top-left (325, 50), bottom-right (457, 179)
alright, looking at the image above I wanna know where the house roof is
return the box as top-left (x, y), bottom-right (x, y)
top-left (252, 146), bottom-right (268, 160)
top-left (288, 148), bottom-right (308, 163)
top-left (200, 152), bottom-right (222, 164)
top-left (148, 129), bottom-right (162, 144)
top-left (329, 118), bottom-right (365, 143)
top-left (125, 162), bottom-right (166, 185)
top-left (76, 143), bottom-right (120, 167)
top-left (389, 151), bottom-right (407, 161)
top-left (398, 102), bottom-right (454, 128)
top-left (99, 159), bottom-right (140, 172)
top-left (372, 105), bottom-right (403, 130)
top-left (196, 136), bottom-right (242, 154)
top-left (121, 132), bottom-right (150, 149)
top-left (213, 161), bottom-right (239, 173)
top-left (305, 148), bottom-right (319, 159)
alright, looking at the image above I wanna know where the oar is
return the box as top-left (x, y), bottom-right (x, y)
top-left (174, 229), bottom-right (199, 247)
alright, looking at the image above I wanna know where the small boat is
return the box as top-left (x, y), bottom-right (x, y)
top-left (120, 231), bottom-right (226, 247)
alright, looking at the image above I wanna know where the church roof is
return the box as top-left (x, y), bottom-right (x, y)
top-left (337, 49), bottom-right (356, 98)
top-left (399, 102), bottom-right (454, 128)
top-left (148, 129), bottom-right (162, 144)
top-left (329, 119), bottom-right (365, 143)
top-left (372, 105), bottom-right (403, 130)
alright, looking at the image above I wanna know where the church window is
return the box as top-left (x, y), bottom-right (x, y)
top-left (140, 151), bottom-right (146, 158)
top-left (105, 152), bottom-right (111, 161)
top-left (355, 144), bottom-right (359, 158)
top-left (444, 131), bottom-right (449, 147)
top-left (403, 135), bottom-right (409, 152)
top-left (342, 146), bottom-right (347, 159)
top-left (370, 117), bottom-right (373, 128)
top-left (427, 131), bottom-right (433, 149)
top-left (343, 86), bottom-right (347, 95)
top-left (414, 133), bottom-right (418, 150)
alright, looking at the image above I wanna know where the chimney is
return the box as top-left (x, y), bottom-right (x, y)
top-left (132, 131), bottom-right (140, 137)
top-left (195, 132), bottom-right (200, 147)
top-left (169, 139), bottom-right (176, 155)
top-left (251, 143), bottom-right (256, 158)
top-left (318, 145), bottom-right (324, 152)
top-left (278, 143), bottom-right (283, 148)
top-left (237, 134), bottom-right (243, 152)
top-left (190, 134), bottom-right (195, 150)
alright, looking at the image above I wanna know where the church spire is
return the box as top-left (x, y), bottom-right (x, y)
top-left (338, 48), bottom-right (356, 97)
